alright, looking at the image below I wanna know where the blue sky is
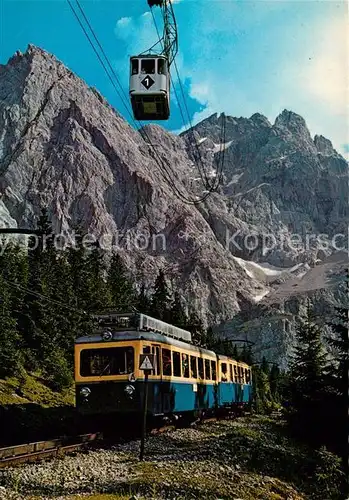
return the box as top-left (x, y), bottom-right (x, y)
top-left (1, 0), bottom-right (348, 155)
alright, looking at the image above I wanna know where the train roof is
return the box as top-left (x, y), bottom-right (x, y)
top-left (75, 330), bottom-right (216, 357)
top-left (75, 330), bottom-right (251, 367)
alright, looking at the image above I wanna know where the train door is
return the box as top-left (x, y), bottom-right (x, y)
top-left (219, 361), bottom-right (231, 405)
top-left (142, 344), bottom-right (162, 414)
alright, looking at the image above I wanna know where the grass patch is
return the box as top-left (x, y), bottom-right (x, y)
top-left (0, 372), bottom-right (74, 407)
top-left (0, 372), bottom-right (76, 445)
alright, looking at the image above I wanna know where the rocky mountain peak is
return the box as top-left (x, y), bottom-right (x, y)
top-left (249, 113), bottom-right (271, 128)
top-left (314, 134), bottom-right (335, 155)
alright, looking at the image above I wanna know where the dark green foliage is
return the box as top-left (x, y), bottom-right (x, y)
top-left (285, 304), bottom-right (330, 446)
top-left (170, 291), bottom-right (188, 329)
top-left (252, 365), bottom-right (273, 414)
top-left (0, 275), bottom-right (21, 377)
top-left (325, 292), bottom-right (349, 487)
top-left (150, 269), bottom-right (172, 321)
top-left (241, 344), bottom-right (253, 364)
top-left (137, 283), bottom-right (152, 314)
top-left (186, 309), bottom-right (205, 346)
top-left (107, 253), bottom-right (136, 312)
top-left (269, 364), bottom-right (281, 402)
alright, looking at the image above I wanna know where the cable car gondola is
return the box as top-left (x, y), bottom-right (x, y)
top-left (129, 0), bottom-right (178, 121)
top-left (129, 54), bottom-right (170, 120)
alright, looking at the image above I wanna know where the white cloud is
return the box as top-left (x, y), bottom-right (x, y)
top-left (296, 18), bottom-right (348, 114)
top-left (116, 17), bottom-right (132, 28)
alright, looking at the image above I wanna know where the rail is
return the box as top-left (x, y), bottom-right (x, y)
top-left (0, 433), bottom-right (102, 468)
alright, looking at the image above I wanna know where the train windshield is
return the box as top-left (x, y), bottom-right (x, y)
top-left (80, 347), bottom-right (134, 377)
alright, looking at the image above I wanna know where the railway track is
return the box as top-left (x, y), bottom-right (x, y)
top-left (0, 410), bottom-right (262, 468)
top-left (0, 432), bottom-right (102, 468)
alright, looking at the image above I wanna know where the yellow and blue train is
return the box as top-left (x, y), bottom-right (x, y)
top-left (74, 313), bottom-right (253, 424)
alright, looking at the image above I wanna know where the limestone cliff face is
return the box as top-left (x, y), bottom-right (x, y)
top-left (0, 45), bottom-right (347, 363)
top-left (0, 45), bottom-right (261, 323)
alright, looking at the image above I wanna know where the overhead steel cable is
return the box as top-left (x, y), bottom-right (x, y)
top-left (3, 278), bottom-right (88, 316)
top-left (149, 5), bottom-right (226, 193)
top-left (150, 7), bottom-right (212, 189)
top-left (67, 0), bottom-right (134, 124)
top-left (67, 0), bottom-right (213, 205)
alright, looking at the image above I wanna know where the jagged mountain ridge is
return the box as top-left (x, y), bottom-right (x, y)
top-left (0, 45), bottom-right (347, 363)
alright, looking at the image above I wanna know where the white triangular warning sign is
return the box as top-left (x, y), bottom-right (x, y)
top-left (139, 355), bottom-right (154, 370)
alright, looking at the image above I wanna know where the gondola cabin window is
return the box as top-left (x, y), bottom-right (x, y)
top-left (190, 355), bottom-right (198, 378)
top-left (141, 59), bottom-right (155, 74)
top-left (80, 347), bottom-right (134, 377)
top-left (162, 348), bottom-right (172, 376)
top-left (158, 58), bottom-right (166, 74)
top-left (131, 59), bottom-right (138, 75)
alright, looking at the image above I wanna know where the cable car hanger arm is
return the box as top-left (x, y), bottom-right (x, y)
top-left (148, 0), bottom-right (178, 65)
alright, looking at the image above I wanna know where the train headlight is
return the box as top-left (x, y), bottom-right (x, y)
top-left (102, 330), bottom-right (113, 341)
top-left (80, 386), bottom-right (91, 398)
top-left (124, 385), bottom-right (135, 398)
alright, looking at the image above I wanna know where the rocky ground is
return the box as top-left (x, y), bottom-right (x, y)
top-left (0, 416), bottom-right (343, 500)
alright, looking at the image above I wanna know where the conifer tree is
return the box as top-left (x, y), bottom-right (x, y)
top-left (186, 308), bottom-right (205, 346)
top-left (232, 344), bottom-right (239, 360)
top-left (0, 275), bottom-right (21, 377)
top-left (269, 364), bottom-right (281, 402)
top-left (170, 291), bottom-right (188, 329)
top-left (107, 253), bottom-right (136, 312)
top-left (150, 269), bottom-right (171, 321)
top-left (18, 209), bottom-right (52, 368)
top-left (326, 286), bottom-right (348, 475)
top-left (85, 242), bottom-right (111, 312)
top-left (137, 283), bottom-right (151, 314)
top-left (287, 304), bottom-right (329, 443)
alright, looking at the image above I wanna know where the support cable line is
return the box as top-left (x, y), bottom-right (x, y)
top-left (3, 278), bottom-right (88, 316)
top-left (150, 7), bottom-right (214, 190)
top-left (149, 6), bottom-right (226, 193)
top-left (67, 0), bottom-right (135, 127)
top-left (67, 0), bottom-right (217, 205)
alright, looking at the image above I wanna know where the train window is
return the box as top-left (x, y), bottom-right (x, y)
top-left (155, 346), bottom-right (161, 375)
top-left (182, 353), bottom-right (189, 378)
top-left (143, 346), bottom-right (151, 354)
top-left (141, 59), bottom-right (155, 74)
top-left (246, 369), bottom-right (251, 384)
top-left (238, 366), bottom-right (242, 383)
top-left (230, 364), bottom-right (234, 382)
top-left (80, 347), bottom-right (134, 377)
top-left (211, 360), bottom-right (216, 380)
top-left (204, 359), bottom-right (211, 380)
top-left (221, 362), bottom-right (228, 382)
top-left (198, 358), bottom-right (204, 379)
top-left (234, 365), bottom-right (238, 381)
top-left (173, 351), bottom-right (181, 377)
top-left (158, 58), bottom-right (166, 74)
top-left (190, 356), bottom-right (197, 378)
top-left (131, 59), bottom-right (138, 75)
top-left (162, 348), bottom-right (172, 376)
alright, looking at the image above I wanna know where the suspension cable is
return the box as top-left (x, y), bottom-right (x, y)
top-left (68, 0), bottom-right (217, 205)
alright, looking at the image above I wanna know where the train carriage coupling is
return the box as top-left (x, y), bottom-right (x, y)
top-left (129, 55), bottom-right (170, 120)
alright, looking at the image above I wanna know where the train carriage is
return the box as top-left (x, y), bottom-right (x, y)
top-left (74, 313), bottom-right (252, 424)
